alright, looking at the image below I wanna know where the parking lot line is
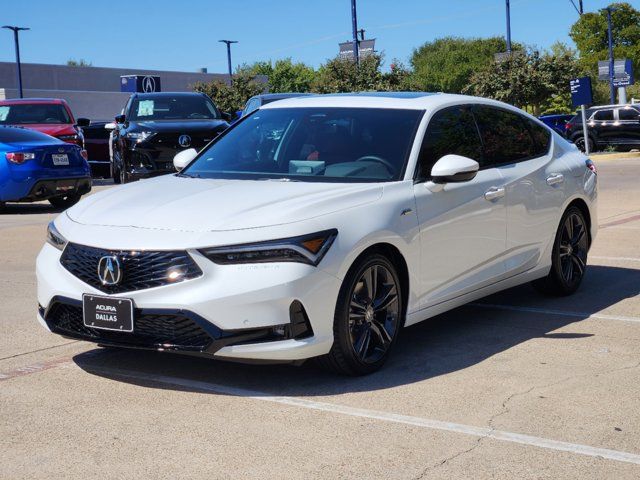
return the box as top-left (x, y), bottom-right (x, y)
top-left (590, 255), bottom-right (640, 263)
top-left (77, 365), bottom-right (640, 466)
top-left (470, 303), bottom-right (640, 324)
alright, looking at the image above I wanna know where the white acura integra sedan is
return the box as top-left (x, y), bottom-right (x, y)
top-left (36, 93), bottom-right (597, 375)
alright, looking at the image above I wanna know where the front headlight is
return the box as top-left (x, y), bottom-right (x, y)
top-left (125, 131), bottom-right (154, 143)
top-left (199, 229), bottom-right (337, 266)
top-left (46, 221), bottom-right (67, 250)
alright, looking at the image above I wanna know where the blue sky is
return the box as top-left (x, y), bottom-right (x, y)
top-left (2, 0), bottom-right (616, 73)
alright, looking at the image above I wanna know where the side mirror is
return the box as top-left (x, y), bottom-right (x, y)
top-left (426, 154), bottom-right (479, 192)
top-left (76, 117), bottom-right (91, 127)
top-left (104, 122), bottom-right (116, 130)
top-left (115, 114), bottom-right (126, 124)
top-left (173, 148), bottom-right (197, 171)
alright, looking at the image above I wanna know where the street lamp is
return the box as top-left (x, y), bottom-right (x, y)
top-left (505, 0), bottom-right (512, 53)
top-left (350, 0), bottom-right (359, 65)
top-left (606, 7), bottom-right (616, 104)
top-left (2, 25), bottom-right (30, 98)
top-left (218, 40), bottom-right (238, 83)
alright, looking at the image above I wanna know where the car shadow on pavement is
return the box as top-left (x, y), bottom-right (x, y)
top-left (73, 264), bottom-right (640, 396)
top-left (0, 203), bottom-right (66, 215)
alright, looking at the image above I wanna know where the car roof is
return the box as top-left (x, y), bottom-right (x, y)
top-left (253, 93), bottom-right (314, 101)
top-left (260, 92), bottom-right (530, 113)
top-left (0, 98), bottom-right (67, 105)
top-left (132, 92), bottom-right (207, 99)
top-left (589, 104), bottom-right (640, 110)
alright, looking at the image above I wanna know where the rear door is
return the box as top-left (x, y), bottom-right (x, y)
top-left (617, 107), bottom-right (640, 147)
top-left (413, 105), bottom-right (507, 306)
top-left (474, 106), bottom-right (561, 277)
top-left (591, 109), bottom-right (616, 145)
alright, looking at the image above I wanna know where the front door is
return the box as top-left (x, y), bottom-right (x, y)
top-left (413, 105), bottom-right (507, 307)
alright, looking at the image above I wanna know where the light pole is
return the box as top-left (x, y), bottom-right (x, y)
top-left (350, 0), bottom-right (359, 64)
top-left (2, 25), bottom-right (29, 98)
top-left (505, 0), bottom-right (512, 53)
top-left (606, 7), bottom-right (616, 104)
top-left (218, 40), bottom-right (238, 83)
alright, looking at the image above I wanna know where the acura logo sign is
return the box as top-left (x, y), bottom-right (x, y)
top-left (178, 134), bottom-right (191, 148)
top-left (142, 76), bottom-right (157, 93)
top-left (97, 255), bottom-right (122, 286)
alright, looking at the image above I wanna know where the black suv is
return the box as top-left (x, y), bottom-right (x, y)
top-left (566, 104), bottom-right (640, 152)
top-left (111, 92), bottom-right (230, 183)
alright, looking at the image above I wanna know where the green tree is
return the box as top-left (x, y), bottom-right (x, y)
top-left (569, 2), bottom-right (640, 101)
top-left (248, 58), bottom-right (315, 93)
top-left (192, 71), bottom-right (265, 114)
top-left (66, 59), bottom-right (92, 67)
top-left (410, 37), bottom-right (515, 93)
top-left (465, 48), bottom-right (581, 115)
top-left (311, 54), bottom-right (386, 93)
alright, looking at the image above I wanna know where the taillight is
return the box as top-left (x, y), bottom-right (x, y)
top-left (80, 149), bottom-right (88, 160)
top-left (5, 152), bottom-right (35, 164)
top-left (585, 159), bottom-right (597, 174)
top-left (565, 122), bottom-right (572, 130)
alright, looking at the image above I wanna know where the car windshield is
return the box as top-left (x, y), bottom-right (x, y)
top-left (183, 107), bottom-right (423, 183)
top-left (129, 96), bottom-right (221, 121)
top-left (0, 103), bottom-right (71, 125)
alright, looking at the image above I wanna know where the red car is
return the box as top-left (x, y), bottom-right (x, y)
top-left (0, 98), bottom-right (90, 147)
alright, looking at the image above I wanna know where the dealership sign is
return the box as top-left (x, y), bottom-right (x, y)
top-left (120, 75), bottom-right (162, 93)
top-left (597, 59), bottom-right (634, 87)
top-left (339, 39), bottom-right (376, 59)
top-left (570, 76), bottom-right (593, 108)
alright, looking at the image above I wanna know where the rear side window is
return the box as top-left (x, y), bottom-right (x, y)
top-left (473, 106), bottom-right (536, 165)
top-left (593, 110), bottom-right (613, 121)
top-left (525, 119), bottom-right (551, 157)
top-left (416, 105), bottom-right (484, 180)
top-left (619, 108), bottom-right (640, 121)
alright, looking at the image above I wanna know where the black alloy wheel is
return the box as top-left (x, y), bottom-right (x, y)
top-left (533, 206), bottom-right (589, 296)
top-left (318, 253), bottom-right (403, 375)
top-left (49, 193), bottom-right (81, 209)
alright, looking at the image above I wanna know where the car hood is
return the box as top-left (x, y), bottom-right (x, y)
top-left (13, 124), bottom-right (76, 137)
top-left (66, 175), bottom-right (383, 232)
top-left (132, 119), bottom-right (228, 133)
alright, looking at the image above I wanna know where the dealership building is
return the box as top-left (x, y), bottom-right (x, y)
top-left (0, 62), bottom-right (232, 121)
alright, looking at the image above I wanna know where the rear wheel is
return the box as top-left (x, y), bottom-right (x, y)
top-left (533, 206), bottom-right (589, 296)
top-left (318, 253), bottom-right (403, 375)
top-left (49, 193), bottom-right (81, 209)
top-left (574, 135), bottom-right (595, 153)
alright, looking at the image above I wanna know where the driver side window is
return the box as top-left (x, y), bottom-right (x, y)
top-left (416, 106), bottom-right (484, 181)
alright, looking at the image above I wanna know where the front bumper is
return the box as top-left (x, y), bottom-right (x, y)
top-left (36, 243), bottom-right (340, 361)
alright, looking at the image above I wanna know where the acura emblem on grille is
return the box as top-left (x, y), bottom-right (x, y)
top-left (97, 255), bottom-right (122, 286)
top-left (178, 134), bottom-right (191, 148)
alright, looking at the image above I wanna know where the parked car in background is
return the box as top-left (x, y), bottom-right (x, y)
top-left (539, 114), bottom-right (574, 136)
top-left (0, 98), bottom-right (90, 148)
top-left (565, 104), bottom-right (640, 152)
top-left (37, 93), bottom-right (597, 375)
top-left (80, 120), bottom-right (112, 178)
top-left (241, 93), bottom-right (314, 117)
top-left (0, 126), bottom-right (91, 208)
top-left (110, 92), bottom-right (230, 183)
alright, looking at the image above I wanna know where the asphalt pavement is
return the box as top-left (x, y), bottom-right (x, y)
top-left (1, 158), bottom-right (640, 479)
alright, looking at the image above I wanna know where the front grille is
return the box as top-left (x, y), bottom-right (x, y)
top-left (151, 132), bottom-right (219, 150)
top-left (46, 302), bottom-right (213, 350)
top-left (60, 243), bottom-right (203, 294)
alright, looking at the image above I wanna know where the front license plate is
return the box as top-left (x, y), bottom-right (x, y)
top-left (52, 154), bottom-right (69, 165)
top-left (83, 294), bottom-right (133, 332)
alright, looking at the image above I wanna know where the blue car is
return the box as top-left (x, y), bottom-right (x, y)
top-left (0, 126), bottom-right (91, 209)
top-left (538, 114), bottom-right (574, 137)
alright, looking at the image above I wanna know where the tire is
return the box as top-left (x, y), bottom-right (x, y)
top-left (119, 167), bottom-right (130, 184)
top-left (317, 253), bottom-right (404, 375)
top-left (49, 193), bottom-right (81, 209)
top-left (574, 135), bottom-right (595, 153)
top-left (532, 206), bottom-right (589, 296)
top-left (111, 163), bottom-right (121, 184)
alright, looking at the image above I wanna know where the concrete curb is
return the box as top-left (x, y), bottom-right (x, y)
top-left (590, 152), bottom-right (640, 161)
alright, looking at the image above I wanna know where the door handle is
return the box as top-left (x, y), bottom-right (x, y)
top-left (546, 173), bottom-right (564, 186)
top-left (484, 187), bottom-right (505, 201)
